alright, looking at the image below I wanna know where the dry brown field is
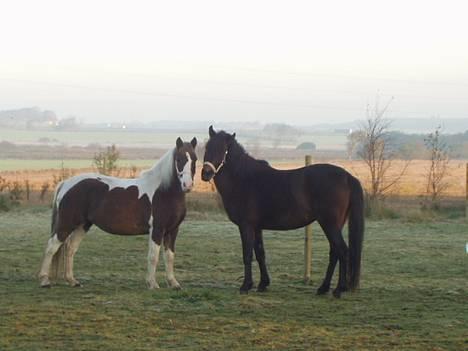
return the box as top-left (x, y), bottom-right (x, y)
top-left (1, 159), bottom-right (466, 198)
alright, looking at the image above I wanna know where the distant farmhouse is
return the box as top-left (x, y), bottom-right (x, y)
top-left (0, 107), bottom-right (58, 129)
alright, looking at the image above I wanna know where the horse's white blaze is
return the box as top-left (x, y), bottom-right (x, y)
top-left (163, 249), bottom-right (180, 288)
top-left (64, 226), bottom-right (86, 286)
top-left (178, 152), bottom-right (193, 191)
top-left (146, 234), bottom-right (161, 289)
top-left (39, 234), bottom-right (62, 285)
top-left (55, 149), bottom-right (176, 207)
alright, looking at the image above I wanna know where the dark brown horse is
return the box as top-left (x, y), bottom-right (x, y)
top-left (39, 137), bottom-right (197, 289)
top-left (201, 126), bottom-right (364, 297)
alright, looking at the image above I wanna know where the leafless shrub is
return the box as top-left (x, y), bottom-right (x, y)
top-left (93, 144), bottom-right (120, 175)
top-left (8, 180), bottom-right (24, 204)
top-left (129, 165), bottom-right (138, 178)
top-left (40, 181), bottom-right (51, 202)
top-left (423, 126), bottom-right (450, 208)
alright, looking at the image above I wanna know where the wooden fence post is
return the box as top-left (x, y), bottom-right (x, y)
top-left (304, 155), bottom-right (313, 284)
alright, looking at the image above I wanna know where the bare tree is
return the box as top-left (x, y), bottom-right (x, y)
top-left (424, 126), bottom-right (450, 207)
top-left (355, 97), bottom-right (409, 209)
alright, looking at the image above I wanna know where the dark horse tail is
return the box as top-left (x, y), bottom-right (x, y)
top-left (347, 175), bottom-right (364, 290)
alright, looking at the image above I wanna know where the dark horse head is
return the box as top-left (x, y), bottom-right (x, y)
top-left (175, 137), bottom-right (198, 192)
top-left (201, 125), bottom-right (236, 182)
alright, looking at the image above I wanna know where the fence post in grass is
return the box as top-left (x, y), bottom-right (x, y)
top-left (304, 155), bottom-right (313, 284)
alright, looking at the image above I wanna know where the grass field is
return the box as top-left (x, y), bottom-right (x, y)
top-left (0, 128), bottom-right (347, 150)
top-left (0, 206), bottom-right (467, 350)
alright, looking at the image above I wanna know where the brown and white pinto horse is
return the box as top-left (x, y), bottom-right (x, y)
top-left (39, 137), bottom-right (197, 289)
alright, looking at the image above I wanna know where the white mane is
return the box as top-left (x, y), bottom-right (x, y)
top-left (139, 148), bottom-right (175, 190)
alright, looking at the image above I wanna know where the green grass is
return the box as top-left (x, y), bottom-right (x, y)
top-left (0, 207), bottom-right (467, 350)
top-left (0, 159), bottom-right (156, 171)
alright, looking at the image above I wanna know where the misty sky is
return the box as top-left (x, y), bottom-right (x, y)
top-left (0, 0), bottom-right (467, 125)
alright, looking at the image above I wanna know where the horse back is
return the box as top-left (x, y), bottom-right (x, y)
top-left (225, 163), bottom-right (354, 230)
top-left (56, 177), bottom-right (152, 236)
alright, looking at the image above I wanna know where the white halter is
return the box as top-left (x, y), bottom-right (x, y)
top-left (203, 150), bottom-right (228, 176)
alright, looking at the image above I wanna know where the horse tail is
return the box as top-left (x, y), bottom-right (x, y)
top-left (347, 175), bottom-right (364, 291)
top-left (50, 182), bottom-right (66, 280)
top-left (50, 181), bottom-right (63, 233)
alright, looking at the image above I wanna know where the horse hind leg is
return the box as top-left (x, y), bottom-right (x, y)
top-left (318, 221), bottom-right (349, 298)
top-left (317, 245), bottom-right (338, 295)
top-left (38, 234), bottom-right (63, 287)
top-left (64, 226), bottom-right (87, 287)
top-left (146, 227), bottom-right (162, 289)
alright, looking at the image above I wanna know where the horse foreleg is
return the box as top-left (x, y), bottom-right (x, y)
top-left (39, 234), bottom-right (63, 287)
top-left (64, 226), bottom-right (86, 287)
top-left (239, 225), bottom-right (255, 294)
top-left (146, 228), bottom-right (162, 289)
top-left (163, 228), bottom-right (181, 289)
top-left (254, 229), bottom-right (270, 292)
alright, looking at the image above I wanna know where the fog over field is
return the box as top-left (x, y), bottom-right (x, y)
top-left (0, 1), bottom-right (467, 126)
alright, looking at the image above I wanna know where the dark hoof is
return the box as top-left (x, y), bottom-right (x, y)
top-left (316, 286), bottom-right (330, 295)
top-left (239, 281), bottom-right (254, 294)
top-left (257, 280), bottom-right (270, 292)
top-left (41, 284), bottom-right (51, 289)
top-left (332, 289), bottom-right (343, 298)
top-left (72, 282), bottom-right (82, 288)
top-left (240, 289), bottom-right (249, 295)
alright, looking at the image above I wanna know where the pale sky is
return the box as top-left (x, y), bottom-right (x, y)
top-left (0, 0), bottom-right (467, 125)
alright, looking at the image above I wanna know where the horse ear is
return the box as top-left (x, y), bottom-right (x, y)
top-left (190, 137), bottom-right (197, 148)
top-left (209, 125), bottom-right (216, 137)
top-left (226, 132), bottom-right (236, 146)
top-left (176, 137), bottom-right (183, 150)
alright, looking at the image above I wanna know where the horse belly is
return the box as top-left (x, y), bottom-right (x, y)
top-left (260, 201), bottom-right (315, 230)
top-left (92, 187), bottom-right (152, 235)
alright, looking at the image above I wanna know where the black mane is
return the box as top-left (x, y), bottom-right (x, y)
top-left (221, 132), bottom-right (270, 178)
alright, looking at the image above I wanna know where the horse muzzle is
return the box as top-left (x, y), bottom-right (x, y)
top-left (201, 165), bottom-right (215, 182)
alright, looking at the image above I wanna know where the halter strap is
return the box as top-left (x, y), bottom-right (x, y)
top-left (203, 150), bottom-right (228, 176)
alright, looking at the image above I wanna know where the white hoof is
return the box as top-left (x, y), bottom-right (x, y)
top-left (39, 275), bottom-right (51, 288)
top-left (146, 279), bottom-right (160, 289)
top-left (66, 278), bottom-right (81, 287)
top-left (168, 279), bottom-right (181, 290)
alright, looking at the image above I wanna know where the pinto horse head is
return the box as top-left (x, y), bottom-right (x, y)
top-left (175, 137), bottom-right (198, 192)
top-left (201, 125), bottom-right (236, 182)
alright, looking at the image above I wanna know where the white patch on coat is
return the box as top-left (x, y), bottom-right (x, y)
top-left (163, 249), bottom-right (180, 288)
top-left (55, 149), bottom-right (175, 207)
top-left (39, 233), bottom-right (63, 285)
top-left (64, 226), bottom-right (86, 286)
top-left (146, 231), bottom-right (161, 289)
top-left (177, 152), bottom-right (193, 191)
